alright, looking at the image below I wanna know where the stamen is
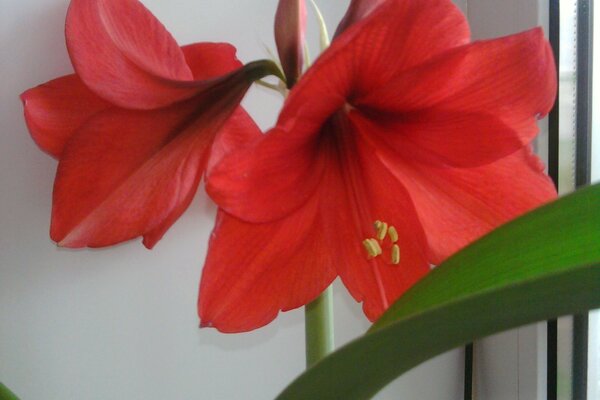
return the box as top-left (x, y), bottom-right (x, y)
top-left (362, 238), bottom-right (382, 257)
top-left (376, 222), bottom-right (388, 241)
top-left (362, 220), bottom-right (399, 265)
top-left (372, 239), bottom-right (382, 255)
top-left (362, 240), bottom-right (373, 256)
top-left (370, 239), bottom-right (382, 256)
top-left (391, 244), bottom-right (401, 265)
top-left (387, 226), bottom-right (398, 243)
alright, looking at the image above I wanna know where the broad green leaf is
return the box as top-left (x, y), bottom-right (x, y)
top-left (0, 383), bottom-right (19, 400)
top-left (277, 184), bottom-right (600, 400)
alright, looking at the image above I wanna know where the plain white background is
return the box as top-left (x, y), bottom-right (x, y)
top-left (0, 1), bottom-right (469, 399)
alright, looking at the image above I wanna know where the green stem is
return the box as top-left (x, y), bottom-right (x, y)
top-left (304, 285), bottom-right (335, 368)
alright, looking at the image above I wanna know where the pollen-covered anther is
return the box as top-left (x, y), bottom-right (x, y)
top-left (364, 220), bottom-right (400, 263)
top-left (376, 221), bottom-right (388, 241)
top-left (391, 244), bottom-right (401, 265)
top-left (362, 238), bottom-right (382, 258)
top-left (387, 226), bottom-right (398, 243)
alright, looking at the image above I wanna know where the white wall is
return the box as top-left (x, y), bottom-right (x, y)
top-left (0, 1), bottom-right (465, 399)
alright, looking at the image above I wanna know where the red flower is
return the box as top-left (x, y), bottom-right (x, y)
top-left (199, 0), bottom-right (558, 332)
top-left (21, 0), bottom-right (278, 248)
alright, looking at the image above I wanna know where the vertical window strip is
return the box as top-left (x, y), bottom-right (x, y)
top-left (464, 343), bottom-right (474, 400)
top-left (573, 0), bottom-right (593, 398)
top-left (548, 1), bottom-right (561, 398)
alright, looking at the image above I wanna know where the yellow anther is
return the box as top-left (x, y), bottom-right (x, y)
top-left (391, 244), bottom-right (401, 265)
top-left (370, 239), bottom-right (383, 256)
top-left (388, 226), bottom-right (398, 243)
top-left (376, 222), bottom-right (388, 241)
top-left (364, 220), bottom-right (398, 262)
top-left (362, 238), bottom-right (382, 258)
top-left (362, 240), bottom-right (372, 256)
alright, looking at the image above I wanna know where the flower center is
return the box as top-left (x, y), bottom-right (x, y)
top-left (362, 220), bottom-right (401, 265)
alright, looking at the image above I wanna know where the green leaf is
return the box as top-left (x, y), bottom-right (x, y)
top-left (0, 383), bottom-right (20, 400)
top-left (277, 184), bottom-right (600, 400)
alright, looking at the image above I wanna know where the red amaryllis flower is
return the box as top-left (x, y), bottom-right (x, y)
top-left (199, 0), bottom-right (558, 332)
top-left (21, 0), bottom-right (278, 248)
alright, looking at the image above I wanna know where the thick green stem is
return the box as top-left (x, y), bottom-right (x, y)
top-left (304, 285), bottom-right (335, 368)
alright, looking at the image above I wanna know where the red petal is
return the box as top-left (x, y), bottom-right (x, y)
top-left (334, 0), bottom-right (386, 37)
top-left (51, 92), bottom-right (243, 248)
top-left (274, 0), bottom-right (307, 87)
top-left (198, 203), bottom-right (336, 333)
top-left (20, 43), bottom-right (244, 159)
top-left (326, 116), bottom-right (430, 320)
top-left (277, 0), bottom-right (469, 130)
top-left (203, 113), bottom-right (430, 328)
top-left (359, 110), bottom-right (526, 168)
top-left (144, 107), bottom-right (261, 248)
top-left (66, 0), bottom-right (199, 109)
top-left (181, 42), bottom-right (242, 80)
top-left (380, 146), bottom-right (557, 265)
top-left (20, 75), bottom-right (110, 158)
top-left (206, 108), bottom-right (262, 174)
top-left (206, 121), bottom-right (328, 223)
top-left (358, 28), bottom-right (556, 148)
